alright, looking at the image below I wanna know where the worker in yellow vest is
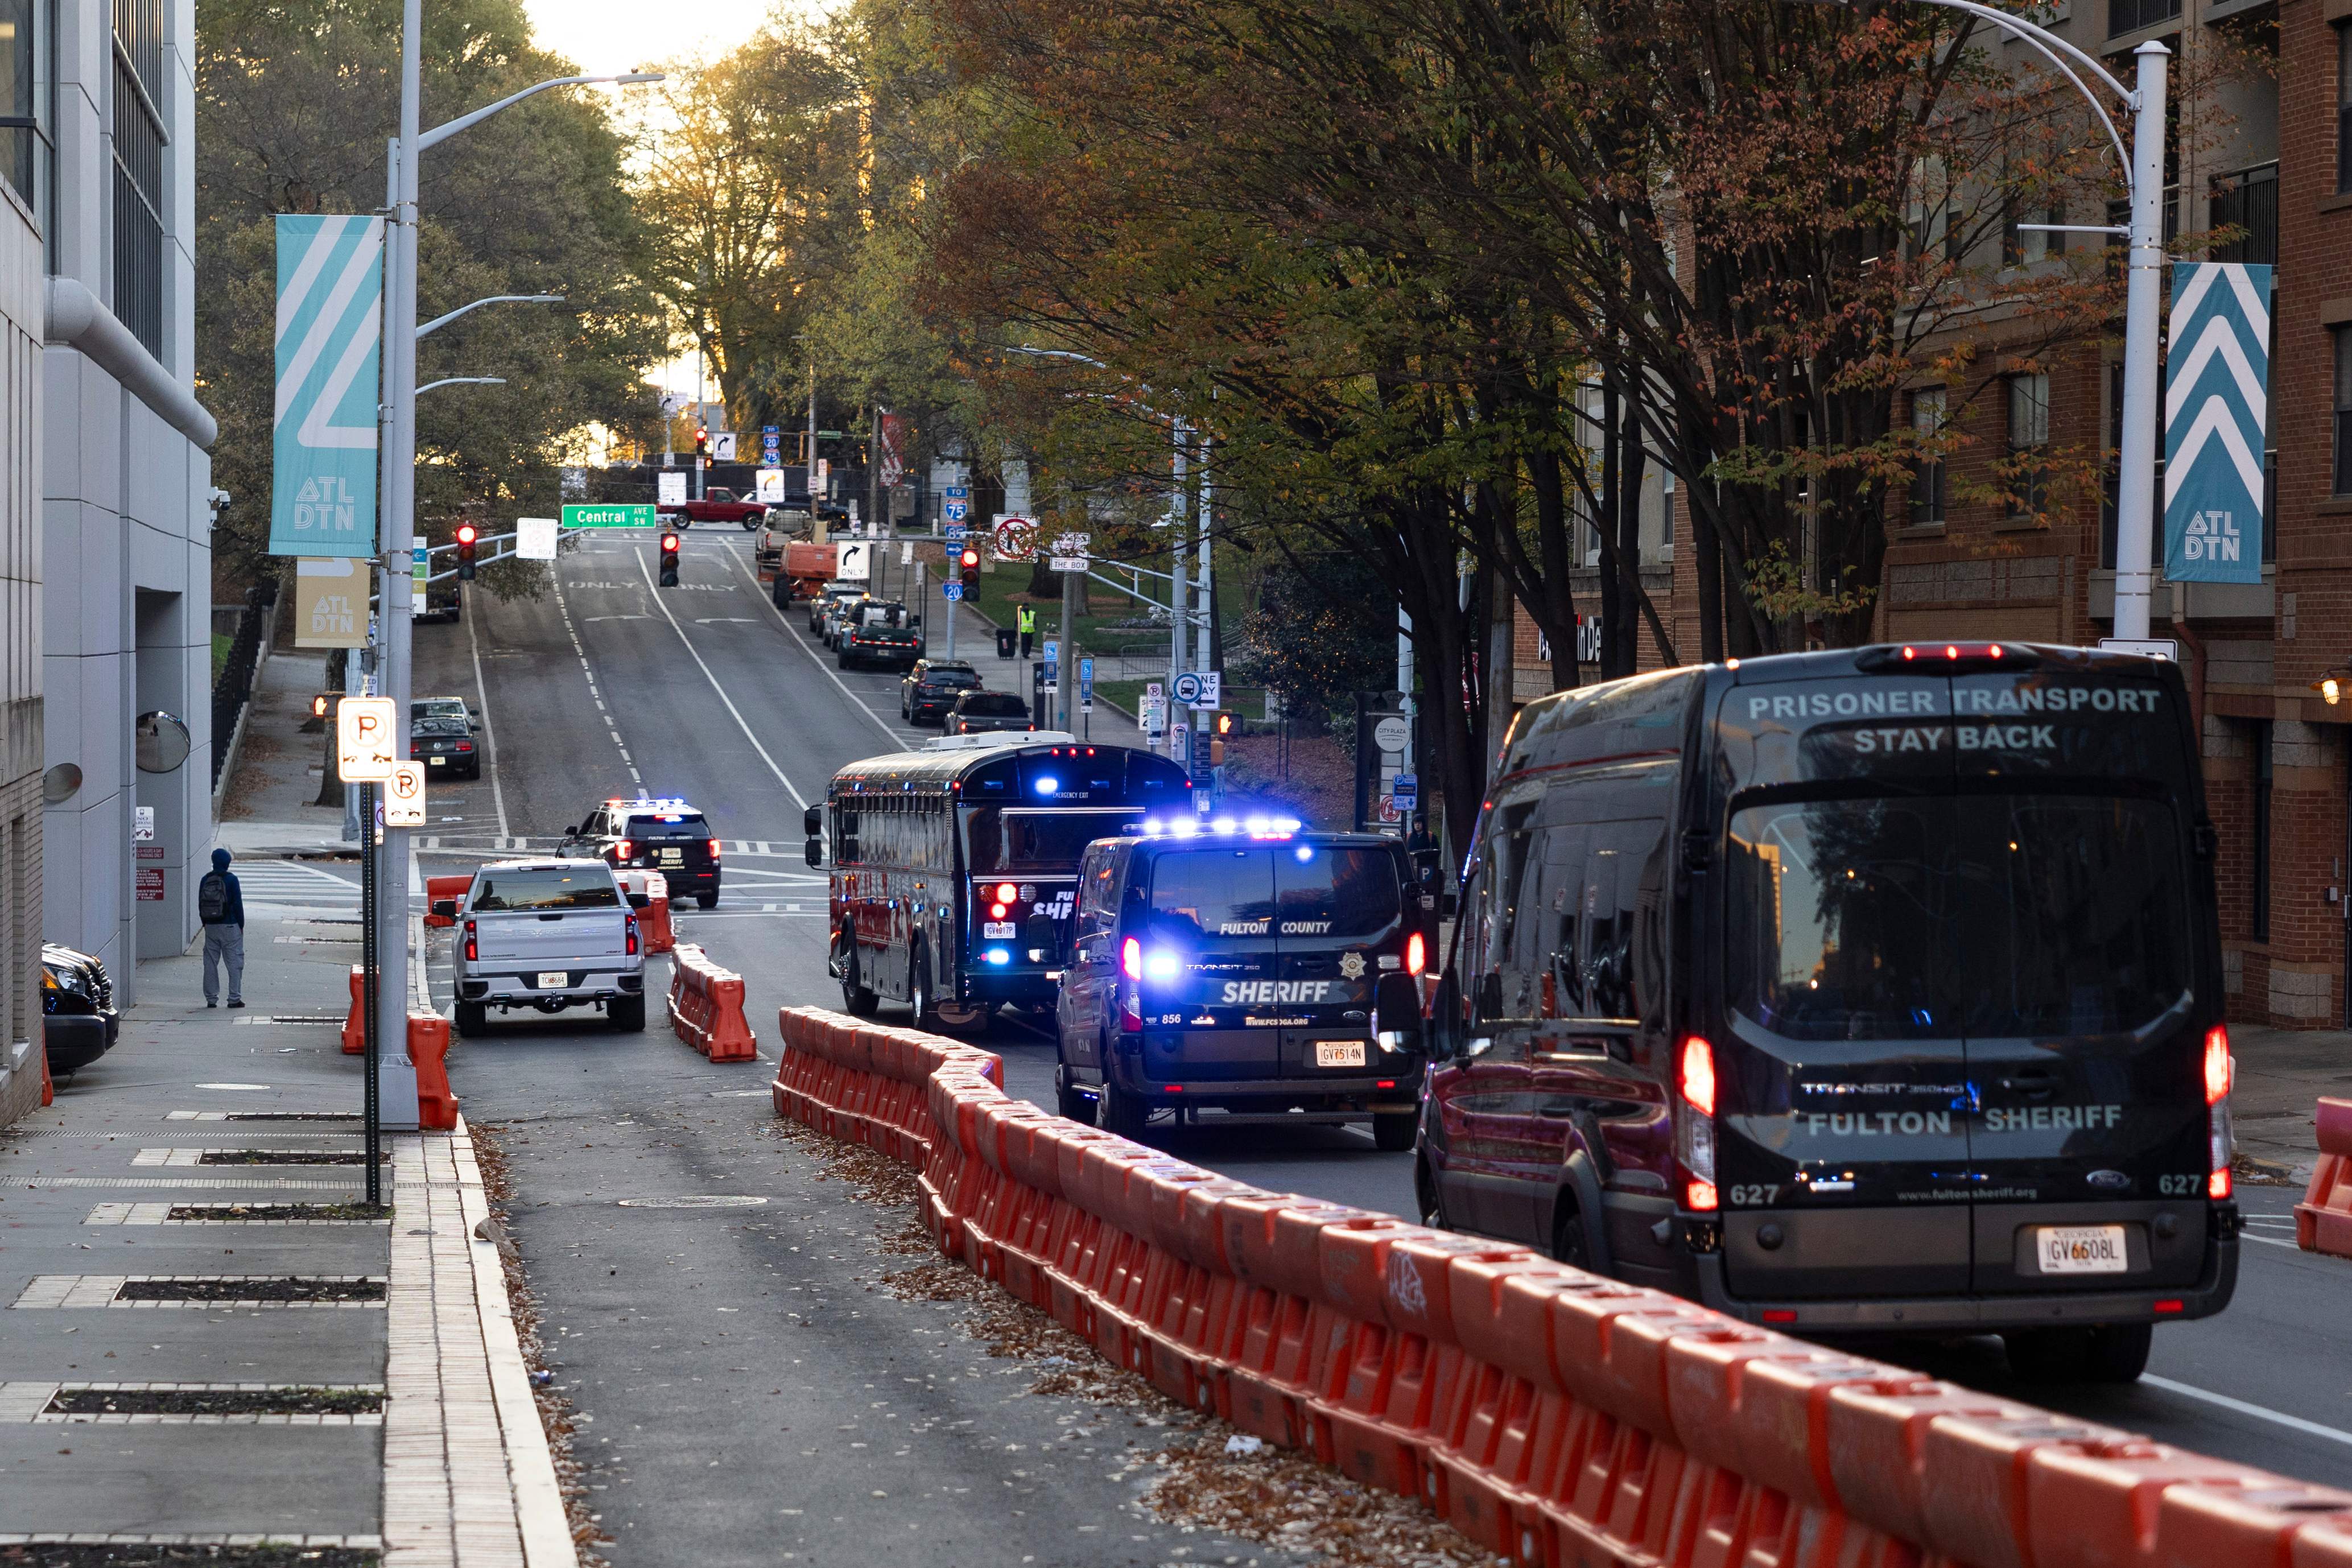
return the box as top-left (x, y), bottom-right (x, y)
top-left (1017, 603), bottom-right (1037, 659)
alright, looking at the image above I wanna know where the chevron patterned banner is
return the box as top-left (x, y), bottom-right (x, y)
top-left (2163, 262), bottom-right (2271, 584)
top-left (270, 214), bottom-right (385, 558)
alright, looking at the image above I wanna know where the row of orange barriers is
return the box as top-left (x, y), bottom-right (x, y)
top-left (2297, 1097), bottom-right (2352, 1257)
top-left (668, 945), bottom-right (757, 1062)
top-left (339, 965), bottom-right (459, 1129)
top-left (772, 1003), bottom-right (2352, 1568)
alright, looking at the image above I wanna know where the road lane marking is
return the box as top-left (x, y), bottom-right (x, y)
top-left (464, 596), bottom-right (513, 841)
top-left (553, 568), bottom-right (641, 789)
top-left (631, 547), bottom-right (812, 806)
top-left (2139, 1375), bottom-right (2352, 1448)
top-left (720, 538), bottom-right (910, 752)
top-left (2242, 1233), bottom-right (2300, 1248)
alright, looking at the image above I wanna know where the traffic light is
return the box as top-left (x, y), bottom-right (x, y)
top-left (455, 521), bottom-right (479, 581)
top-left (1209, 711), bottom-right (1235, 767)
top-left (659, 531), bottom-right (682, 587)
top-left (959, 546), bottom-right (980, 592)
top-left (694, 426), bottom-right (710, 465)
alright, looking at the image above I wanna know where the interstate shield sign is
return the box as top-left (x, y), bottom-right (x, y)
top-left (270, 215), bottom-right (385, 558)
top-left (2163, 262), bottom-right (2271, 585)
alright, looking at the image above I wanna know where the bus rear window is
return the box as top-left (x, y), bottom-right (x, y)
top-left (965, 809), bottom-right (1140, 873)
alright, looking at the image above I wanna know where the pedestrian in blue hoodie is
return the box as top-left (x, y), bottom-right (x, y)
top-left (197, 847), bottom-right (245, 1008)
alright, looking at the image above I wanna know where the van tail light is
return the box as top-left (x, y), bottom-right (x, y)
top-left (2203, 1024), bottom-right (2233, 1105)
top-left (1405, 931), bottom-right (1425, 977)
top-left (616, 839), bottom-right (634, 863)
top-left (626, 916), bottom-right (640, 956)
top-left (1121, 937), bottom-right (1142, 981)
top-left (463, 920), bottom-right (477, 963)
top-left (1120, 996), bottom-right (1144, 1034)
top-left (1675, 1035), bottom-right (1718, 1206)
top-left (708, 838), bottom-right (723, 861)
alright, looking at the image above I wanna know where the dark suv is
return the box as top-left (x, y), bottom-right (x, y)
top-left (837, 600), bottom-right (922, 669)
top-left (1055, 823), bottom-right (1427, 1146)
top-left (901, 659), bottom-right (982, 724)
top-left (946, 691), bottom-right (1034, 735)
top-left (42, 943), bottom-right (119, 1074)
top-left (561, 797), bottom-right (722, 909)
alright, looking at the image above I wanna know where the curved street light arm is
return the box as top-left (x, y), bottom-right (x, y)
top-left (416, 376), bottom-right (506, 395)
top-left (1907, 0), bottom-right (2132, 178)
top-left (416, 294), bottom-right (566, 340)
top-left (420, 72), bottom-right (663, 152)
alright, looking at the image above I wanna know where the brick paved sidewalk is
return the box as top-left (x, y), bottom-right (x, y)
top-left (0, 902), bottom-right (571, 1566)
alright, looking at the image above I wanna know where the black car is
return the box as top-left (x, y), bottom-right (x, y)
top-left (945, 691), bottom-right (1035, 734)
top-left (42, 943), bottom-right (118, 1074)
top-left (1054, 824), bottom-right (1426, 1145)
top-left (901, 659), bottom-right (982, 724)
top-left (837, 600), bottom-right (923, 670)
top-left (410, 696), bottom-right (481, 779)
top-left (561, 796), bottom-right (723, 909)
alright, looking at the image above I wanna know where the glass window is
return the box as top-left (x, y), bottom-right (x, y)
top-left (0, 0), bottom-right (49, 224)
top-left (2210, 162), bottom-right (2277, 266)
top-left (472, 868), bottom-right (622, 912)
top-left (965, 808), bottom-right (1141, 874)
top-left (1272, 845), bottom-right (1401, 939)
top-left (1909, 389), bottom-right (1947, 526)
top-left (2336, 328), bottom-right (2352, 497)
top-left (628, 812), bottom-right (709, 841)
top-left (2107, 0), bottom-right (2179, 37)
top-left (2252, 721), bottom-right (2272, 944)
top-left (960, 694), bottom-right (1029, 717)
top-left (1727, 794), bottom-right (2190, 1041)
top-left (2007, 372), bottom-right (2050, 517)
top-left (2340, 26), bottom-right (2352, 197)
top-left (1148, 849), bottom-right (1277, 939)
top-left (112, 1), bottom-right (164, 357)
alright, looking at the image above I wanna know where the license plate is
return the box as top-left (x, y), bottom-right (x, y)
top-left (984, 922), bottom-right (1014, 939)
top-left (2035, 1224), bottom-right (2129, 1274)
top-left (659, 848), bottom-right (683, 865)
top-left (1314, 1041), bottom-right (1367, 1068)
top-left (428, 755), bottom-right (445, 766)
top-left (536, 971), bottom-right (569, 989)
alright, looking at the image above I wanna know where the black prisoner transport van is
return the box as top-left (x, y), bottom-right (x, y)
top-left (1056, 822), bottom-right (1431, 1148)
top-left (1397, 642), bottom-right (2239, 1383)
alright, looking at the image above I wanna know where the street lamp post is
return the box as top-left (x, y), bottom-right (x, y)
top-left (373, 2), bottom-right (660, 1072)
top-left (1794, 0), bottom-right (2167, 639)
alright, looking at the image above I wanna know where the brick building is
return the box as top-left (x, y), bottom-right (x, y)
top-left (1500, 0), bottom-right (2348, 1030)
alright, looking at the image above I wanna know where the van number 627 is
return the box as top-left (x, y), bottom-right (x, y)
top-left (1727, 1184), bottom-right (1780, 1207)
top-left (2157, 1173), bottom-right (2202, 1195)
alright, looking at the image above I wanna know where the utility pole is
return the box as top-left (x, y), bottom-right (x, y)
top-left (807, 358), bottom-right (820, 540)
top-left (1059, 550), bottom-right (1081, 731)
top-left (1167, 419), bottom-right (1189, 756)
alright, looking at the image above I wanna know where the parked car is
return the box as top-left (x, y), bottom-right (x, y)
top-left (817, 588), bottom-right (868, 645)
top-left (901, 659), bottom-right (983, 724)
top-left (440, 860), bottom-right (648, 1035)
top-left (945, 691), bottom-right (1037, 734)
top-left (410, 695), bottom-right (482, 780)
top-left (655, 486), bottom-right (770, 530)
top-left (42, 943), bottom-right (118, 1074)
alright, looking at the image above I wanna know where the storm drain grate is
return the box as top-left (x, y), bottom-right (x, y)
top-left (0, 1539), bottom-right (379, 1566)
top-left (34, 1384), bottom-right (385, 1422)
top-left (222, 1114), bottom-right (360, 1123)
top-left (193, 1151), bottom-right (383, 1167)
top-left (84, 1204), bottom-right (390, 1227)
top-left (14, 1276), bottom-right (387, 1309)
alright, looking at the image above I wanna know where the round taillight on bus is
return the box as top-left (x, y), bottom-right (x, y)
top-left (1678, 1037), bottom-right (1716, 1118)
top-left (995, 882), bottom-right (1018, 905)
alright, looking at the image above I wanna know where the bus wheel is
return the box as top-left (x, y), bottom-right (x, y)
top-left (1054, 1066), bottom-right (1096, 1126)
top-left (840, 933), bottom-right (879, 1017)
top-left (909, 948), bottom-right (937, 1029)
top-left (1372, 1112), bottom-right (1416, 1152)
top-left (1102, 1080), bottom-right (1148, 1142)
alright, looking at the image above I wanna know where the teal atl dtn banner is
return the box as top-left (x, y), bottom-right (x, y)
top-left (270, 215), bottom-right (385, 558)
top-left (2163, 262), bottom-right (2271, 584)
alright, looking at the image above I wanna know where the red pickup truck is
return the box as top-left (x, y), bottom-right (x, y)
top-left (655, 487), bottom-right (770, 530)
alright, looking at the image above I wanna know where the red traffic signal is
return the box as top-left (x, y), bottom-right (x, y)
top-left (455, 521), bottom-right (480, 580)
top-left (658, 532), bottom-right (682, 587)
top-left (660, 531), bottom-right (682, 553)
top-left (959, 546), bottom-right (980, 591)
top-left (454, 522), bottom-right (478, 546)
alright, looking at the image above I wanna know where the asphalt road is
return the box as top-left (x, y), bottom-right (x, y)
top-left (406, 527), bottom-right (2352, 1566)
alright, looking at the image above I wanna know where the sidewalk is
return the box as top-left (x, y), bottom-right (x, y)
top-left (0, 893), bottom-right (570, 1561)
top-left (2227, 1022), bottom-right (2352, 1182)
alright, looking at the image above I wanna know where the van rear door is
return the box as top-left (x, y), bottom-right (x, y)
top-left (1142, 847), bottom-right (1280, 1080)
top-left (1946, 670), bottom-right (2211, 1293)
top-left (1269, 843), bottom-right (1405, 1075)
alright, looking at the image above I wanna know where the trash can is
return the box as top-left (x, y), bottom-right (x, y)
top-left (996, 627), bottom-right (1017, 659)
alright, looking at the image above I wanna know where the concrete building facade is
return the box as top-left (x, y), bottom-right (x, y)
top-left (6, 0), bottom-right (216, 1063)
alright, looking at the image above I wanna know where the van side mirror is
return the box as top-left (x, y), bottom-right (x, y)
top-left (563, 824), bottom-right (579, 838)
top-left (802, 804), bottom-right (824, 837)
top-left (431, 898), bottom-right (458, 921)
top-left (1373, 973), bottom-right (1424, 1056)
top-left (804, 836), bottom-right (824, 869)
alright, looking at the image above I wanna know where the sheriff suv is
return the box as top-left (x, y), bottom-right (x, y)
top-left (560, 796), bottom-right (723, 909)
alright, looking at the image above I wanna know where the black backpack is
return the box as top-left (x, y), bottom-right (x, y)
top-left (197, 870), bottom-right (231, 922)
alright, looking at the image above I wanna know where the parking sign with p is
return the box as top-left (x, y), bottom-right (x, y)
top-left (336, 697), bottom-right (397, 781)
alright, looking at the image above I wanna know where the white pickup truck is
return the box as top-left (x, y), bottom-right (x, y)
top-left (438, 859), bottom-right (646, 1035)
